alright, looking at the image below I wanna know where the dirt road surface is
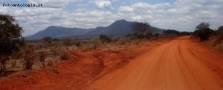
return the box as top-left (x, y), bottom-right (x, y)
top-left (1, 36), bottom-right (222, 90)
top-left (86, 36), bottom-right (223, 90)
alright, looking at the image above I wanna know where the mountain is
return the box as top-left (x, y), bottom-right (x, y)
top-left (86, 19), bottom-right (136, 36)
top-left (26, 26), bottom-right (91, 40)
top-left (26, 20), bottom-right (165, 40)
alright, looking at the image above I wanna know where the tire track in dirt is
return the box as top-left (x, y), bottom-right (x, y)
top-left (85, 36), bottom-right (223, 90)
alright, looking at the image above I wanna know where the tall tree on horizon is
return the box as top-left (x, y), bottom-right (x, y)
top-left (132, 22), bottom-right (150, 34)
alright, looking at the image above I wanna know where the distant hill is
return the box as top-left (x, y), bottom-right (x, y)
top-left (26, 26), bottom-right (91, 40)
top-left (26, 19), bottom-right (165, 40)
top-left (86, 19), bottom-right (136, 36)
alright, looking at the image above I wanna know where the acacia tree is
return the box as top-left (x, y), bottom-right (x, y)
top-left (42, 36), bottom-right (52, 44)
top-left (0, 14), bottom-right (25, 73)
top-left (216, 26), bottom-right (223, 41)
top-left (163, 29), bottom-right (180, 35)
top-left (195, 22), bottom-right (210, 30)
top-left (132, 22), bottom-right (150, 34)
top-left (218, 26), bottom-right (223, 31)
top-left (194, 22), bottom-right (213, 41)
top-left (99, 34), bottom-right (111, 43)
top-left (132, 22), bottom-right (156, 39)
top-left (63, 37), bottom-right (73, 46)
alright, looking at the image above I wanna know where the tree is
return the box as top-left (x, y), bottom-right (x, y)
top-left (73, 38), bottom-right (82, 49)
top-left (63, 37), bottom-right (73, 46)
top-left (0, 14), bottom-right (25, 73)
top-left (53, 38), bottom-right (59, 41)
top-left (154, 33), bottom-right (160, 37)
top-left (99, 34), bottom-right (111, 43)
top-left (218, 26), bottom-right (223, 31)
top-left (180, 31), bottom-right (192, 35)
top-left (195, 22), bottom-right (210, 30)
top-left (163, 29), bottom-right (180, 35)
top-left (132, 22), bottom-right (157, 39)
top-left (132, 22), bottom-right (150, 34)
top-left (194, 22), bottom-right (213, 41)
top-left (145, 32), bottom-right (153, 39)
top-left (215, 26), bottom-right (223, 41)
top-left (42, 36), bottom-right (52, 44)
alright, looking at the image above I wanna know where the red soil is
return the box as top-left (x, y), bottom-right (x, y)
top-left (85, 36), bottom-right (223, 90)
top-left (0, 38), bottom-right (169, 90)
top-left (1, 36), bottom-right (222, 90)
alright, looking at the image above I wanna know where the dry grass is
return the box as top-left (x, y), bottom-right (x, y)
top-left (203, 34), bottom-right (223, 52)
top-left (1, 35), bottom-right (163, 78)
top-left (22, 52), bottom-right (36, 70)
top-left (215, 43), bottom-right (223, 52)
top-left (60, 51), bottom-right (70, 60)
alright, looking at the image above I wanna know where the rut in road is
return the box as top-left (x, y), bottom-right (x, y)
top-left (85, 36), bottom-right (223, 90)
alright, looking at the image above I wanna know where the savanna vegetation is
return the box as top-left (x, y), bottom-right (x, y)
top-left (193, 22), bottom-right (223, 52)
top-left (0, 14), bottom-right (200, 78)
top-left (0, 14), bottom-right (25, 74)
top-left (1, 14), bottom-right (173, 77)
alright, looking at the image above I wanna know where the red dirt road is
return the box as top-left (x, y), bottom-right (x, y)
top-left (86, 36), bottom-right (223, 90)
top-left (1, 36), bottom-right (223, 90)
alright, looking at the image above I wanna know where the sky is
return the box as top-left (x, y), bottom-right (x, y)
top-left (0, 0), bottom-right (223, 36)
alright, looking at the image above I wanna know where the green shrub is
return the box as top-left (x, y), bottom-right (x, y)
top-left (62, 37), bottom-right (73, 46)
top-left (154, 33), bottom-right (160, 37)
top-left (99, 34), bottom-right (111, 43)
top-left (73, 38), bottom-right (82, 49)
top-left (22, 52), bottom-right (36, 70)
top-left (136, 33), bottom-right (145, 39)
top-left (194, 28), bottom-right (214, 41)
top-left (42, 36), bottom-right (52, 45)
top-left (145, 33), bottom-right (153, 39)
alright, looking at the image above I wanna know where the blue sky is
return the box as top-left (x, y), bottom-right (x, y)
top-left (0, 0), bottom-right (223, 36)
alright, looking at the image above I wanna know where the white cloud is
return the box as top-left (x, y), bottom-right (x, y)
top-left (132, 15), bottom-right (143, 21)
top-left (131, 2), bottom-right (171, 10)
top-left (118, 6), bottom-right (133, 13)
top-left (117, 2), bottom-right (171, 16)
top-left (95, 1), bottom-right (112, 9)
top-left (117, 0), bottom-right (223, 31)
top-left (166, 0), bottom-right (223, 30)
